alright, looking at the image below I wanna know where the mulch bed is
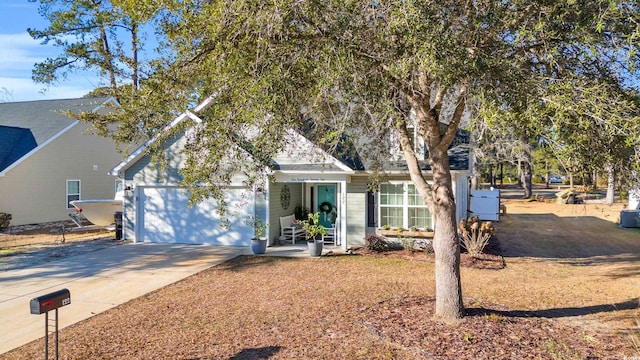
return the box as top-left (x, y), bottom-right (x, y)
top-left (352, 248), bottom-right (506, 270)
top-left (361, 296), bottom-right (631, 359)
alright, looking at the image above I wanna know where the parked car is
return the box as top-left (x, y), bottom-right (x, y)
top-left (549, 174), bottom-right (564, 183)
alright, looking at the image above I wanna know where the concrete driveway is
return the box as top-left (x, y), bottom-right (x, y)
top-left (0, 242), bottom-right (248, 354)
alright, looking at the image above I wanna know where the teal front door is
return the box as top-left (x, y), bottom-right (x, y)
top-left (316, 184), bottom-right (336, 228)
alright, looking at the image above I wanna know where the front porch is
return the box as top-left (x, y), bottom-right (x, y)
top-left (253, 243), bottom-right (345, 258)
top-left (268, 176), bottom-right (350, 251)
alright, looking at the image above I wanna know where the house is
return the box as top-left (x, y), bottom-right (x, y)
top-left (111, 96), bottom-right (471, 250)
top-left (0, 97), bottom-right (123, 226)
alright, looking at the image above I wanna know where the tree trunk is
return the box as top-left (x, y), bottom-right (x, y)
top-left (398, 83), bottom-right (467, 322)
top-left (569, 172), bottom-right (575, 188)
top-left (520, 145), bottom-right (533, 198)
top-left (604, 165), bottom-right (615, 205)
top-left (544, 160), bottom-right (550, 189)
top-left (470, 156), bottom-right (480, 190)
top-left (517, 160), bottom-right (522, 187)
top-left (396, 111), bottom-right (464, 321)
top-left (430, 152), bottom-right (464, 321)
top-left (488, 164), bottom-right (495, 187)
top-left (131, 22), bottom-right (139, 91)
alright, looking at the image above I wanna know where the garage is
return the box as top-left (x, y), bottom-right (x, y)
top-left (136, 186), bottom-right (255, 246)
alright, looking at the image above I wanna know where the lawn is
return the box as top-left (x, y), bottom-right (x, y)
top-left (1, 198), bottom-right (639, 359)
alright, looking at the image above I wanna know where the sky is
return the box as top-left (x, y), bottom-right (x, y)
top-left (0, 1), bottom-right (102, 102)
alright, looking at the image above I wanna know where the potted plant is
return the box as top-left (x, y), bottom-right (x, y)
top-left (247, 216), bottom-right (268, 254)
top-left (300, 212), bottom-right (328, 257)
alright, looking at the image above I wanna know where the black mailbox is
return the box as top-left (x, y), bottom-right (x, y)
top-left (30, 289), bottom-right (71, 314)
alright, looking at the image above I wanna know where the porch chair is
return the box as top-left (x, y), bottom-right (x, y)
top-left (322, 218), bottom-right (340, 246)
top-left (322, 227), bottom-right (335, 245)
top-left (280, 215), bottom-right (305, 244)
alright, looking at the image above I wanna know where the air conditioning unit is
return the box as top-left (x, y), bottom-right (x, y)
top-left (620, 210), bottom-right (640, 228)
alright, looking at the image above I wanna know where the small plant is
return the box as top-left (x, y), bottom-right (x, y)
top-left (483, 312), bottom-right (506, 323)
top-left (365, 233), bottom-right (392, 252)
top-left (294, 205), bottom-right (310, 221)
top-left (381, 224), bottom-right (391, 230)
top-left (463, 332), bottom-right (473, 342)
top-left (246, 216), bottom-right (268, 239)
top-left (400, 237), bottom-right (415, 253)
top-left (300, 212), bottom-right (328, 241)
top-left (457, 216), bottom-right (495, 257)
top-left (0, 212), bottom-right (11, 232)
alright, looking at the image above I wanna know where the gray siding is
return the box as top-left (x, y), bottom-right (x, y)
top-left (346, 176), bottom-right (369, 246)
top-left (0, 121), bottom-right (124, 225)
top-left (126, 134), bottom-right (186, 184)
top-left (268, 182), bottom-right (304, 245)
top-left (122, 191), bottom-right (135, 240)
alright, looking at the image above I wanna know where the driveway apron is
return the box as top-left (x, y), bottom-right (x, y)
top-left (0, 243), bottom-right (247, 354)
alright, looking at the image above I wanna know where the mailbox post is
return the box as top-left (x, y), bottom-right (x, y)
top-left (30, 289), bottom-right (71, 360)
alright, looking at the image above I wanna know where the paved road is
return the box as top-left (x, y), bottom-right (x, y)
top-left (0, 243), bottom-right (248, 354)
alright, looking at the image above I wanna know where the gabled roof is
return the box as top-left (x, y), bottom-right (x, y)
top-left (0, 126), bottom-right (37, 172)
top-left (374, 129), bottom-right (470, 172)
top-left (111, 95), bottom-right (470, 178)
top-left (0, 97), bottom-right (112, 144)
top-left (316, 129), bottom-right (470, 173)
top-left (110, 96), bottom-right (353, 177)
top-left (0, 97), bottom-right (118, 175)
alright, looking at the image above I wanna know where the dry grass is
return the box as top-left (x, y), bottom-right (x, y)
top-left (2, 198), bottom-right (640, 359)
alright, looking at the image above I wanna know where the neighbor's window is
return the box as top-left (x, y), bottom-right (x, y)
top-left (66, 180), bottom-right (80, 208)
top-left (379, 183), bottom-right (432, 229)
top-left (115, 180), bottom-right (124, 195)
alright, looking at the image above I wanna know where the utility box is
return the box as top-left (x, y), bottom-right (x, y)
top-left (469, 189), bottom-right (500, 221)
top-left (30, 289), bottom-right (71, 315)
top-left (620, 210), bottom-right (640, 228)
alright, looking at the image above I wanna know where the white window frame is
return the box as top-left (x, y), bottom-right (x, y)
top-left (66, 179), bottom-right (81, 209)
top-left (115, 179), bottom-right (125, 195)
top-left (378, 182), bottom-right (433, 230)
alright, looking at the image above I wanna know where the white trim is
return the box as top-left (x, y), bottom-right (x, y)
top-left (274, 173), bottom-right (352, 183)
top-left (185, 110), bottom-right (203, 124)
top-left (302, 180), bottom-right (348, 251)
top-left (0, 120), bottom-right (79, 176)
top-left (66, 179), bottom-right (81, 209)
top-left (110, 96), bottom-right (217, 178)
top-left (378, 182), bottom-right (433, 230)
top-left (92, 97), bottom-right (120, 112)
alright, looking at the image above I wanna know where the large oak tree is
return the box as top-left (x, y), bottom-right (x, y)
top-left (83, 0), bottom-right (639, 321)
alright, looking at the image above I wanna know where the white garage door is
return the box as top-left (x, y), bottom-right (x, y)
top-left (137, 186), bottom-right (254, 246)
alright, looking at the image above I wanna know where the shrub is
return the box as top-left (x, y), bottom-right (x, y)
top-left (400, 237), bottom-right (415, 253)
top-left (457, 216), bottom-right (495, 257)
top-left (0, 212), bottom-right (12, 232)
top-left (365, 233), bottom-right (393, 252)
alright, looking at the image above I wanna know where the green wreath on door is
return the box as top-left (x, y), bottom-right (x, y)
top-left (319, 201), bottom-right (333, 214)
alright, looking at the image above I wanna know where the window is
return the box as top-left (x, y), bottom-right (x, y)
top-left (66, 180), bottom-right (80, 209)
top-left (115, 180), bottom-right (124, 195)
top-left (379, 183), bottom-right (432, 229)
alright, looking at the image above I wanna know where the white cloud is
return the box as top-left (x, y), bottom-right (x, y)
top-left (1, 76), bottom-right (99, 102)
top-left (0, 33), bottom-right (52, 74)
top-left (0, 33), bottom-right (101, 101)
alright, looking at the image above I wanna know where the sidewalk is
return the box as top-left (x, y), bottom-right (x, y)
top-left (0, 243), bottom-right (248, 354)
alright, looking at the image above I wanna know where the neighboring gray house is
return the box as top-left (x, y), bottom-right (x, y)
top-left (111, 97), bottom-right (471, 250)
top-left (0, 97), bottom-right (123, 226)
